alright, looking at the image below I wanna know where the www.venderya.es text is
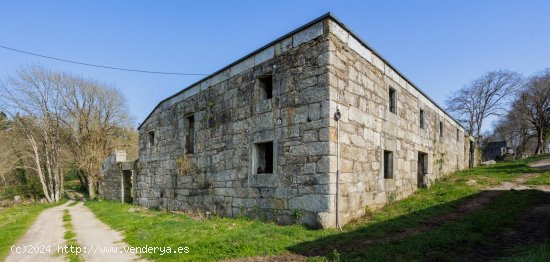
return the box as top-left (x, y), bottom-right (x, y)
top-left (11, 244), bottom-right (190, 256)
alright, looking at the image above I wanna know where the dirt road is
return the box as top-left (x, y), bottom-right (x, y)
top-left (5, 201), bottom-right (143, 261)
top-left (529, 157), bottom-right (550, 170)
top-left (5, 202), bottom-right (69, 262)
top-left (69, 202), bottom-right (142, 261)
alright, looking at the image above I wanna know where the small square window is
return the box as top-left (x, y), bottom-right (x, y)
top-left (383, 150), bottom-right (394, 179)
top-left (419, 109), bottom-right (425, 129)
top-left (259, 75), bottom-right (273, 100)
top-left (148, 131), bottom-right (155, 146)
top-left (255, 141), bottom-right (274, 174)
top-left (389, 87), bottom-right (396, 114)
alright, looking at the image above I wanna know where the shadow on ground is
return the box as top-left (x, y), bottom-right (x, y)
top-left (287, 190), bottom-right (550, 261)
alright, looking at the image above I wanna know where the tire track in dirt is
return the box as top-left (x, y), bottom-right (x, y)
top-left (435, 192), bottom-right (550, 261)
top-left (5, 201), bottom-right (146, 262)
top-left (300, 191), bottom-right (503, 257)
top-left (5, 202), bottom-right (69, 262)
top-left (226, 191), bottom-right (504, 261)
top-left (69, 201), bottom-right (144, 261)
top-left (229, 157), bottom-right (550, 261)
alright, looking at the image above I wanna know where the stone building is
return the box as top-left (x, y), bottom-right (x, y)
top-left (102, 13), bottom-right (473, 228)
top-left (483, 141), bottom-right (513, 161)
top-left (99, 150), bottom-right (136, 203)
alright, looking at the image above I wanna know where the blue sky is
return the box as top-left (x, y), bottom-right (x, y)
top-left (1, 1), bottom-right (549, 130)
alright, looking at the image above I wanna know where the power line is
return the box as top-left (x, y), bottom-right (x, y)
top-left (0, 44), bottom-right (208, 76)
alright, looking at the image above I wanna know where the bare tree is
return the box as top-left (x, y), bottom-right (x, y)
top-left (0, 66), bottom-right (136, 200)
top-left (490, 114), bottom-right (534, 159)
top-left (59, 75), bottom-right (135, 198)
top-left (512, 69), bottom-right (550, 155)
top-left (446, 70), bottom-right (523, 138)
top-left (0, 112), bottom-right (13, 185)
top-left (0, 133), bottom-right (16, 186)
top-left (0, 111), bottom-right (8, 130)
top-left (0, 67), bottom-right (67, 202)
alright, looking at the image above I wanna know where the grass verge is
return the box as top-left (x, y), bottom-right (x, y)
top-left (0, 203), bottom-right (56, 259)
top-left (526, 172), bottom-right (550, 186)
top-left (86, 201), bottom-right (334, 261)
top-left (60, 208), bottom-right (82, 262)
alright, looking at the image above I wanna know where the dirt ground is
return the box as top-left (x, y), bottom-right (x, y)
top-left (529, 157), bottom-right (550, 170)
top-left (445, 193), bottom-right (550, 261)
top-left (5, 202), bottom-right (69, 262)
top-left (69, 202), bottom-right (143, 261)
top-left (489, 158), bottom-right (550, 192)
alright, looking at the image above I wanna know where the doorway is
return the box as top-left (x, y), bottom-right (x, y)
top-left (122, 170), bottom-right (133, 203)
top-left (469, 140), bottom-right (475, 168)
top-left (417, 152), bottom-right (428, 188)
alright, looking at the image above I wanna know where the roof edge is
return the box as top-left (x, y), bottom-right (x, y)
top-left (138, 12), bottom-right (464, 130)
top-left (138, 12), bottom-right (333, 130)
top-left (325, 14), bottom-right (464, 129)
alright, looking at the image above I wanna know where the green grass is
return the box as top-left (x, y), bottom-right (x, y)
top-left (0, 203), bottom-right (54, 259)
top-left (501, 242), bottom-right (550, 262)
top-left (299, 190), bottom-right (545, 261)
top-left (64, 179), bottom-right (81, 192)
top-left (86, 156), bottom-right (550, 261)
top-left (86, 202), bottom-right (335, 261)
top-left (64, 167), bottom-right (83, 193)
top-left (450, 155), bottom-right (547, 187)
top-left (526, 172), bottom-right (550, 186)
top-left (60, 209), bottom-right (82, 262)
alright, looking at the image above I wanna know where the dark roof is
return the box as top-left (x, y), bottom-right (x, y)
top-left (138, 12), bottom-right (464, 130)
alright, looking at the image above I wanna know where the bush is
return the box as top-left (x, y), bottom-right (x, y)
top-left (175, 155), bottom-right (199, 176)
top-left (0, 184), bottom-right (43, 200)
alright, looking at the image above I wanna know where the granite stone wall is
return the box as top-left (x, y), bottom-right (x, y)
top-left (133, 15), bottom-right (470, 228)
top-left (136, 20), bottom-right (334, 227)
top-left (99, 150), bottom-right (136, 203)
top-left (325, 20), bottom-right (467, 225)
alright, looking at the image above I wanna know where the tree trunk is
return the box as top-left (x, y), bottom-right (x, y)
top-left (77, 169), bottom-right (88, 192)
top-left (53, 169), bottom-right (61, 202)
top-left (29, 135), bottom-right (53, 203)
top-left (535, 127), bottom-right (544, 155)
top-left (88, 178), bottom-right (97, 199)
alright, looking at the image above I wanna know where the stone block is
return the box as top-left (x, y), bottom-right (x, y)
top-left (293, 21), bottom-right (323, 47)
top-left (248, 173), bottom-right (280, 188)
top-left (288, 194), bottom-right (329, 213)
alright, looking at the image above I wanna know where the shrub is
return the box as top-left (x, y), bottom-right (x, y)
top-left (175, 155), bottom-right (199, 176)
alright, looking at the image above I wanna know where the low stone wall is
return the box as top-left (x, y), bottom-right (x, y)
top-left (99, 151), bottom-right (136, 203)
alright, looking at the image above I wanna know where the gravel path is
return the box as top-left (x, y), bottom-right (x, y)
top-left (5, 201), bottom-right (143, 261)
top-left (69, 201), bottom-right (143, 261)
top-left (5, 202), bottom-right (69, 262)
top-left (529, 157), bottom-right (550, 170)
